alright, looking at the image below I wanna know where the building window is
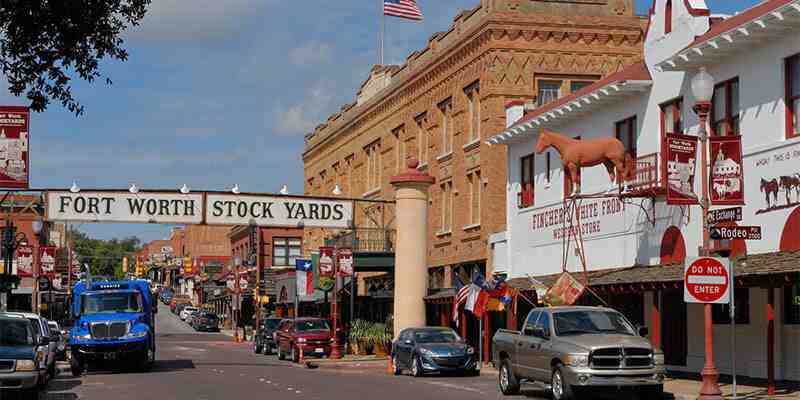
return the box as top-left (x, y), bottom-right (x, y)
top-left (439, 181), bottom-right (453, 233)
top-left (365, 140), bottom-right (381, 192)
top-left (785, 284), bottom-right (800, 324)
top-left (787, 54), bottom-right (800, 138)
top-left (665, 0), bottom-right (672, 34)
top-left (711, 78), bottom-right (740, 136)
top-left (570, 81), bottom-right (593, 93)
top-left (393, 125), bottom-right (405, 173)
top-left (439, 98), bottom-right (453, 155)
top-left (519, 154), bottom-right (534, 208)
top-left (416, 113), bottom-right (428, 166)
top-left (467, 171), bottom-right (481, 225)
top-left (661, 98), bottom-right (683, 135)
top-left (712, 288), bottom-right (750, 324)
top-left (616, 116), bottom-right (637, 158)
top-left (465, 83), bottom-right (481, 143)
top-left (273, 237), bottom-right (301, 267)
top-left (537, 80), bottom-right (561, 106)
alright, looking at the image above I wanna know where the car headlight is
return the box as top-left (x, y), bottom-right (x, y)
top-left (125, 331), bottom-right (148, 339)
top-left (653, 353), bottom-right (665, 365)
top-left (16, 360), bottom-right (37, 372)
top-left (466, 347), bottom-right (475, 355)
top-left (297, 338), bottom-right (307, 343)
top-left (418, 348), bottom-right (434, 356)
top-left (564, 354), bottom-right (589, 368)
top-left (76, 333), bottom-right (91, 340)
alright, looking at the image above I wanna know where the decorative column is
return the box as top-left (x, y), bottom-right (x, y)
top-left (390, 158), bottom-right (435, 337)
top-left (767, 288), bottom-right (775, 396)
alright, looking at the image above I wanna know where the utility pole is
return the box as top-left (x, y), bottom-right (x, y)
top-left (249, 222), bottom-right (260, 340)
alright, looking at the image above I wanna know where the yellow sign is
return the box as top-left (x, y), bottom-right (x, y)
top-left (122, 257), bottom-right (129, 273)
top-left (184, 256), bottom-right (193, 274)
top-left (261, 295), bottom-right (270, 304)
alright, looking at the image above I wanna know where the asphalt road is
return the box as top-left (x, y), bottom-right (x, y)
top-left (32, 304), bottom-right (554, 400)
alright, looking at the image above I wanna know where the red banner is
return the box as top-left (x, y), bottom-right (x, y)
top-left (544, 272), bottom-right (585, 306)
top-left (337, 248), bottom-right (353, 277)
top-left (0, 106), bottom-right (29, 189)
top-left (666, 133), bottom-right (699, 205)
top-left (14, 245), bottom-right (33, 277)
top-left (710, 135), bottom-right (745, 205)
top-left (40, 246), bottom-right (57, 275)
top-left (318, 247), bottom-right (334, 278)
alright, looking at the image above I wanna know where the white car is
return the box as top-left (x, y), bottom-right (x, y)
top-left (179, 306), bottom-right (198, 321)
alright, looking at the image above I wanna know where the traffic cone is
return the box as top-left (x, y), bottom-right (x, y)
top-left (387, 355), bottom-right (393, 375)
top-left (297, 344), bottom-right (305, 365)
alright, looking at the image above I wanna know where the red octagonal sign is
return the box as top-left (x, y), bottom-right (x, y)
top-left (684, 257), bottom-right (731, 304)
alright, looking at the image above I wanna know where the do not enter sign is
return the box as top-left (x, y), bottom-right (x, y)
top-left (684, 257), bottom-right (731, 304)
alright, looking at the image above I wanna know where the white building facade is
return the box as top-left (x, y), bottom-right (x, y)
top-left (491, 0), bottom-right (800, 383)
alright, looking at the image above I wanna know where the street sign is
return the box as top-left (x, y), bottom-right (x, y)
top-left (709, 225), bottom-right (761, 240)
top-left (707, 207), bottom-right (742, 225)
top-left (684, 257), bottom-right (730, 304)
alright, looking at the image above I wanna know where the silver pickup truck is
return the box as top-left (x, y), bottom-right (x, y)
top-left (492, 306), bottom-right (665, 400)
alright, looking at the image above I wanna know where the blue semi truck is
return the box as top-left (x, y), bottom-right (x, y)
top-left (68, 279), bottom-right (156, 376)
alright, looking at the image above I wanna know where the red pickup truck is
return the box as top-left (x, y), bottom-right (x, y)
top-left (275, 318), bottom-right (334, 362)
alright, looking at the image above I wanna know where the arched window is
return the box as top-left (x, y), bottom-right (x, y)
top-left (780, 207), bottom-right (800, 251)
top-left (665, 0), bottom-right (673, 34)
top-left (660, 226), bottom-right (686, 265)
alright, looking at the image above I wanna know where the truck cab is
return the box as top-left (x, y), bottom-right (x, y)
top-left (68, 280), bottom-right (156, 376)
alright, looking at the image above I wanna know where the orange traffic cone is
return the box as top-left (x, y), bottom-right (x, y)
top-left (387, 355), bottom-right (393, 375)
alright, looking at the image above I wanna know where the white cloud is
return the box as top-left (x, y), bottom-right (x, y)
top-left (288, 43), bottom-right (332, 66)
top-left (130, 0), bottom-right (270, 41)
top-left (273, 83), bottom-right (336, 135)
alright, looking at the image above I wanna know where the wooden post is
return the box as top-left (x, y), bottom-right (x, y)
top-left (767, 287), bottom-right (775, 396)
top-left (652, 290), bottom-right (661, 349)
top-left (482, 312), bottom-right (490, 365)
top-left (440, 303), bottom-right (448, 327)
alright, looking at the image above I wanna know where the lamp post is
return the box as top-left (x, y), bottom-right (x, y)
top-left (329, 248), bottom-right (343, 359)
top-left (233, 255), bottom-right (242, 343)
top-left (32, 220), bottom-right (43, 314)
top-left (691, 66), bottom-right (723, 400)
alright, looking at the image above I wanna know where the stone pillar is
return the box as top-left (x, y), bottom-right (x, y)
top-left (390, 158), bottom-right (435, 338)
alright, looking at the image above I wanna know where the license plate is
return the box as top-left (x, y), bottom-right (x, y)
top-left (315, 348), bottom-right (324, 353)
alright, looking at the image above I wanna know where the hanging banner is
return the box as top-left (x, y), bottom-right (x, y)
top-left (666, 133), bottom-right (699, 205)
top-left (40, 246), bottom-right (57, 274)
top-left (13, 245), bottom-right (33, 277)
top-left (337, 248), bottom-right (353, 277)
top-left (295, 258), bottom-right (313, 297)
top-left (709, 135), bottom-right (745, 205)
top-left (544, 272), bottom-right (585, 306)
top-left (0, 106), bottom-right (30, 189)
top-left (318, 247), bottom-right (335, 292)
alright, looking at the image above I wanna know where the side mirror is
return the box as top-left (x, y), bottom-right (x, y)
top-left (637, 326), bottom-right (649, 337)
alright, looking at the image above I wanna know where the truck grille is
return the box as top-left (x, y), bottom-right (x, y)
top-left (0, 360), bottom-right (14, 372)
top-left (589, 347), bottom-right (652, 369)
top-left (90, 322), bottom-right (129, 339)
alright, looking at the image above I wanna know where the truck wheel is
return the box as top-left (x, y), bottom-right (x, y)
top-left (254, 341), bottom-right (263, 354)
top-left (277, 346), bottom-right (285, 360)
top-left (499, 359), bottom-right (520, 395)
top-left (70, 357), bottom-right (83, 377)
top-left (291, 346), bottom-right (299, 363)
top-left (551, 366), bottom-right (574, 400)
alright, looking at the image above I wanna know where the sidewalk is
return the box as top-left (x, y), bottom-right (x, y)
top-left (305, 355), bottom-right (389, 370)
top-left (661, 374), bottom-right (800, 400)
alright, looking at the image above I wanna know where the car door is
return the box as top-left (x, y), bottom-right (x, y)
top-left (514, 310), bottom-right (540, 380)
top-left (530, 311), bottom-right (553, 382)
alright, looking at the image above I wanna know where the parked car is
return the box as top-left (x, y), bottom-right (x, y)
top-left (46, 320), bottom-right (67, 361)
top-left (184, 309), bottom-right (201, 325)
top-left (5, 312), bottom-right (57, 385)
top-left (0, 314), bottom-right (50, 398)
top-left (179, 306), bottom-right (199, 321)
top-left (492, 306), bottom-right (665, 400)
top-left (253, 317), bottom-right (283, 355)
top-left (391, 327), bottom-right (478, 377)
top-left (275, 318), bottom-right (333, 362)
top-left (190, 311), bottom-right (220, 332)
top-left (169, 296), bottom-right (191, 313)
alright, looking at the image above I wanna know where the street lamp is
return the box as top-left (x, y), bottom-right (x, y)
top-left (69, 181), bottom-right (80, 193)
top-left (332, 184), bottom-right (342, 196)
top-left (31, 220), bottom-right (43, 314)
top-left (233, 255), bottom-right (242, 342)
top-left (279, 185), bottom-right (289, 195)
top-left (691, 67), bottom-right (723, 400)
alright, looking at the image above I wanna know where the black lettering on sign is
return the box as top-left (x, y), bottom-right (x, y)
top-left (225, 201), bottom-right (236, 217)
top-left (128, 198), bottom-right (145, 214)
top-left (309, 203), bottom-right (320, 220)
top-left (212, 200), bottom-right (224, 217)
top-left (332, 204), bottom-right (344, 220)
top-left (159, 199), bottom-right (170, 216)
top-left (262, 202), bottom-right (274, 219)
top-left (320, 204), bottom-right (331, 220)
top-left (59, 196), bottom-right (72, 213)
top-left (74, 197), bottom-right (86, 213)
top-left (101, 198), bottom-right (115, 214)
top-left (146, 199), bottom-right (157, 215)
top-left (170, 199), bottom-right (181, 215)
top-left (249, 202), bottom-right (262, 219)
top-left (87, 197), bottom-right (100, 214)
top-left (285, 203), bottom-right (296, 219)
top-left (185, 200), bottom-right (196, 216)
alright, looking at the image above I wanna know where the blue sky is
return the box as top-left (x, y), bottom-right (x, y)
top-left (0, 0), bottom-right (761, 242)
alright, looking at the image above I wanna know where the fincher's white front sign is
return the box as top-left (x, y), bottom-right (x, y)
top-left (46, 191), bottom-right (203, 224)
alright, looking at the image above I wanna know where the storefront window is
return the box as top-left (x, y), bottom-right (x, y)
top-left (272, 237), bottom-right (301, 267)
top-left (784, 284), bottom-right (800, 324)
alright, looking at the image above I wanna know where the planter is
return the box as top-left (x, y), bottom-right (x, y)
top-left (372, 341), bottom-right (388, 356)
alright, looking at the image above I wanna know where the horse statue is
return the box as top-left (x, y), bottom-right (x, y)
top-left (760, 178), bottom-right (779, 209)
top-left (535, 128), bottom-right (632, 195)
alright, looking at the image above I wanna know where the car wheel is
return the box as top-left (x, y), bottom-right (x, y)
top-left (254, 341), bottom-right (263, 354)
top-left (70, 356), bottom-right (83, 377)
top-left (277, 346), bottom-right (285, 360)
top-left (410, 355), bottom-right (423, 377)
top-left (499, 359), bottom-right (520, 395)
top-left (392, 355), bottom-right (402, 375)
top-left (291, 346), bottom-right (299, 363)
top-left (551, 366), bottom-right (574, 400)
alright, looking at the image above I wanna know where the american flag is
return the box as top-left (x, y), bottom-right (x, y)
top-left (384, 0), bottom-right (423, 21)
top-left (452, 275), bottom-right (470, 327)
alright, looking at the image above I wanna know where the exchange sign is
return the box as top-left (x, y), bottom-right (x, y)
top-left (684, 257), bottom-right (730, 304)
top-left (707, 207), bottom-right (742, 225)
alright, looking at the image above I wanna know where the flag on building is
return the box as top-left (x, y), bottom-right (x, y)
top-left (452, 275), bottom-right (470, 326)
top-left (465, 284), bottom-right (489, 318)
top-left (383, 0), bottom-right (423, 21)
top-left (296, 259), bottom-right (313, 297)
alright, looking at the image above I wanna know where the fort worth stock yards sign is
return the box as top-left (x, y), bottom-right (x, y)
top-left (45, 191), bottom-right (353, 228)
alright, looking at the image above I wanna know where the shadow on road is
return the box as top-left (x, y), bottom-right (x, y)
top-left (152, 359), bottom-right (196, 372)
top-left (194, 362), bottom-right (289, 368)
top-left (46, 379), bottom-right (82, 392)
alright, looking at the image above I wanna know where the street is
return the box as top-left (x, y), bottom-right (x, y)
top-left (35, 304), bottom-right (549, 400)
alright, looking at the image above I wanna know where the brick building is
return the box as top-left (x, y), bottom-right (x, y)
top-left (302, 0), bottom-right (647, 321)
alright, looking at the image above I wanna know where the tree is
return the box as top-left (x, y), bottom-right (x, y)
top-left (61, 228), bottom-right (141, 278)
top-left (0, 0), bottom-right (151, 115)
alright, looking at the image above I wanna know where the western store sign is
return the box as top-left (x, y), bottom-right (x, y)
top-left (46, 191), bottom-right (353, 228)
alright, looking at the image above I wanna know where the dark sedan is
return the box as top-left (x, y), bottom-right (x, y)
top-left (391, 327), bottom-right (478, 377)
top-left (190, 312), bottom-right (220, 332)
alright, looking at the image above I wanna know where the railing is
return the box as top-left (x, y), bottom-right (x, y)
top-left (628, 153), bottom-right (662, 192)
top-left (324, 228), bottom-right (396, 253)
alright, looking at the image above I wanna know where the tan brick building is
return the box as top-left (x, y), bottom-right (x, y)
top-left (302, 0), bottom-right (646, 296)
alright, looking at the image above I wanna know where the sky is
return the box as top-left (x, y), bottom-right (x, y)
top-left (0, 0), bottom-right (762, 242)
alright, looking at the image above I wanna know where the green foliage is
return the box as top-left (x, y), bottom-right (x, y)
top-left (0, 0), bottom-right (151, 115)
top-left (56, 228), bottom-right (141, 278)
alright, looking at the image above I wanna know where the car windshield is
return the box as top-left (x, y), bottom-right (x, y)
top-left (296, 320), bottom-right (330, 332)
top-left (82, 293), bottom-right (143, 314)
top-left (0, 319), bottom-right (34, 346)
top-left (264, 319), bottom-right (281, 330)
top-left (553, 310), bottom-right (636, 336)
top-left (414, 330), bottom-right (460, 344)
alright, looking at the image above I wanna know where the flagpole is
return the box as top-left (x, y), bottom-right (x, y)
top-left (379, 0), bottom-right (385, 65)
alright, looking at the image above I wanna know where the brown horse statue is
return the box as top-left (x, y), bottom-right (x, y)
top-left (535, 128), bottom-right (631, 195)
